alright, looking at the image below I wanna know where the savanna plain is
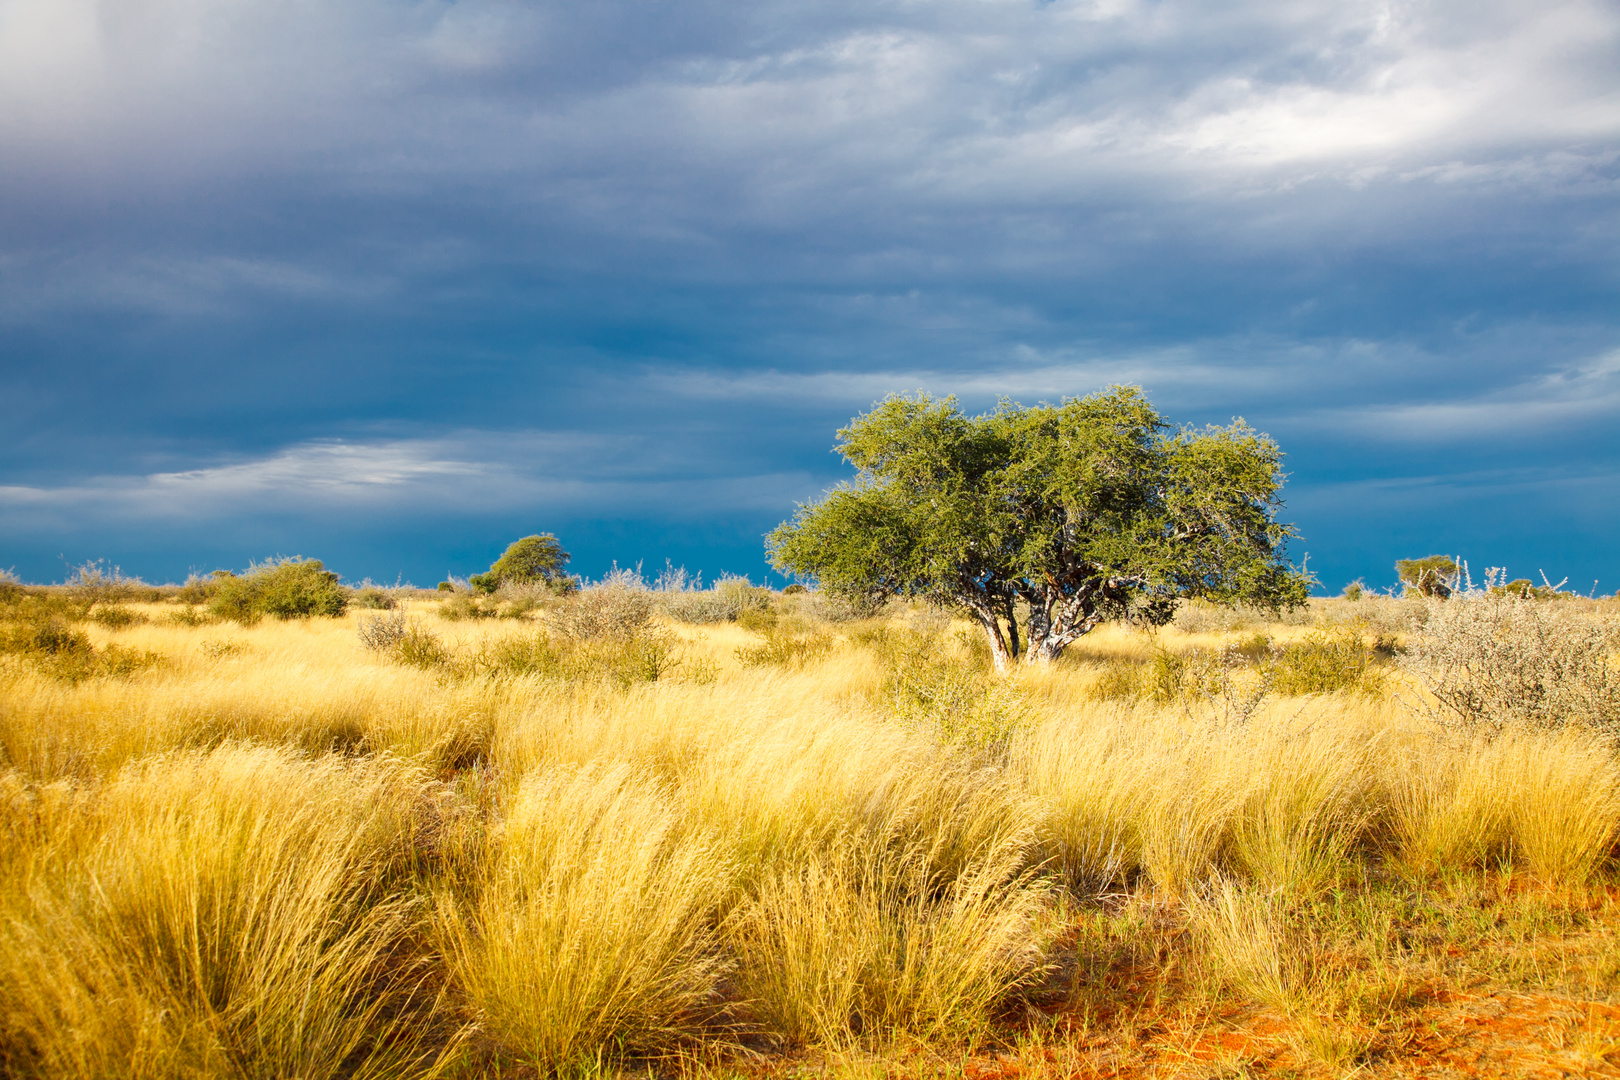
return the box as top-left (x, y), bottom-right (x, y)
top-left (5, 570), bottom-right (1620, 1079)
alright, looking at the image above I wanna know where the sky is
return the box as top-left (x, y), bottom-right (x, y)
top-left (1, 0), bottom-right (1617, 594)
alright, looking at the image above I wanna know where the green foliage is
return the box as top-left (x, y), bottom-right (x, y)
top-left (469, 534), bottom-right (573, 595)
top-left (768, 387), bottom-right (1310, 667)
top-left (1341, 580), bottom-right (1366, 601)
top-left (207, 559), bottom-right (349, 624)
top-left (175, 572), bottom-right (226, 605)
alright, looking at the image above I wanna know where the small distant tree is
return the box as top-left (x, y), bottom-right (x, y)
top-left (1395, 555), bottom-right (1458, 598)
top-left (767, 387), bottom-right (1310, 671)
top-left (470, 534), bottom-right (573, 594)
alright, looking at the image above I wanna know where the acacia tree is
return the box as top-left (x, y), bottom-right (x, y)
top-left (470, 534), bottom-right (573, 594)
top-left (767, 388), bottom-right (1310, 670)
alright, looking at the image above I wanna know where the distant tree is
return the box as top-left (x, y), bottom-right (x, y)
top-left (470, 534), bottom-right (573, 594)
top-left (1395, 555), bottom-right (1458, 598)
top-left (767, 387), bottom-right (1310, 671)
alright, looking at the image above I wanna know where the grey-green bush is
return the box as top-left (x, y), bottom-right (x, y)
top-left (208, 559), bottom-right (349, 624)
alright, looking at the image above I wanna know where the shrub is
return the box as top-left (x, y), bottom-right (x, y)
top-left (351, 581), bottom-right (401, 610)
top-left (1487, 575), bottom-right (1572, 601)
top-left (164, 606), bottom-right (217, 627)
top-left (1402, 596), bottom-right (1620, 733)
top-left (473, 633), bottom-right (680, 688)
top-left (208, 559), bottom-right (349, 624)
top-left (356, 611), bottom-right (410, 652)
top-left (438, 593), bottom-right (498, 621)
top-left (548, 568), bottom-right (657, 641)
top-left (89, 604), bottom-right (147, 629)
top-left (715, 574), bottom-right (773, 614)
top-left (1171, 601), bottom-right (1261, 634)
top-left (658, 573), bottom-right (778, 626)
top-left (784, 590), bottom-right (888, 624)
top-left (175, 572), bottom-right (227, 605)
top-left (1089, 630), bottom-right (1385, 708)
top-left (1265, 627), bottom-right (1386, 697)
top-left (660, 590), bottom-right (739, 624)
top-left (864, 628), bottom-right (1026, 750)
top-left (491, 580), bottom-right (555, 619)
top-left (64, 560), bottom-right (146, 607)
top-left (395, 625), bottom-right (453, 670)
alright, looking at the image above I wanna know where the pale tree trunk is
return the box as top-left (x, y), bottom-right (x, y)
top-left (1020, 582), bottom-right (1109, 665)
top-left (965, 600), bottom-right (1015, 674)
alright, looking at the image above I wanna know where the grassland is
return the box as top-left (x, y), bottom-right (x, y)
top-left (3, 586), bottom-right (1620, 1078)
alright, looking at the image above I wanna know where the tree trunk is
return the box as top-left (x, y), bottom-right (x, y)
top-left (966, 600), bottom-right (1014, 673)
top-left (1020, 582), bottom-right (1107, 664)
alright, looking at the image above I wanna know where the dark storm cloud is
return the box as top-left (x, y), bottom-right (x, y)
top-left (0, 0), bottom-right (1616, 587)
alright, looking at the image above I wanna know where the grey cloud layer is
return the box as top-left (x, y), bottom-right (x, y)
top-left (0, 0), bottom-right (1616, 585)
top-left (5, 2), bottom-right (1614, 220)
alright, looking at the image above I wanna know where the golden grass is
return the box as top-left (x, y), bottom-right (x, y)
top-left (2, 596), bottom-right (1619, 1077)
top-left (0, 744), bottom-right (440, 1079)
top-left (438, 763), bottom-right (730, 1073)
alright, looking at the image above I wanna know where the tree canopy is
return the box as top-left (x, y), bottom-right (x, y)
top-left (471, 534), bottom-right (572, 594)
top-left (1395, 555), bottom-right (1457, 598)
top-left (767, 387), bottom-right (1310, 669)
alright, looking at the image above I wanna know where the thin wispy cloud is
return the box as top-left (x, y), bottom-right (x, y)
top-left (0, 434), bottom-right (818, 532)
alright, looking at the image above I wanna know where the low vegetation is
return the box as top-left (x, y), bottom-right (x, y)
top-left (2, 571), bottom-right (1619, 1078)
top-left (208, 558), bottom-right (350, 623)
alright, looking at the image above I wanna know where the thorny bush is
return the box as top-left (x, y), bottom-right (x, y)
top-left (1402, 596), bottom-right (1620, 734)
